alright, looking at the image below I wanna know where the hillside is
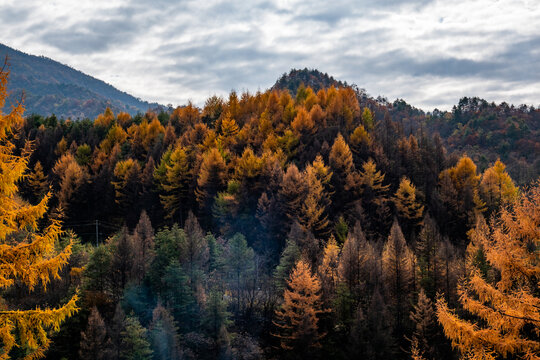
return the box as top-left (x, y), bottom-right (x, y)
top-left (0, 43), bottom-right (159, 119)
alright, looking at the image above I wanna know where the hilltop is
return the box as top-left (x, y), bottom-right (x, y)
top-left (0, 43), bottom-right (160, 119)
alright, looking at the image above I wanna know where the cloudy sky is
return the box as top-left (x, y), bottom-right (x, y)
top-left (2, 0), bottom-right (539, 110)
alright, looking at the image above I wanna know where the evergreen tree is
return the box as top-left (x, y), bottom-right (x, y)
top-left (149, 304), bottom-right (182, 360)
top-left (120, 315), bottom-right (153, 360)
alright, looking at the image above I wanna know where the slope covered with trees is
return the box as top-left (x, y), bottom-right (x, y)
top-left (0, 44), bottom-right (160, 119)
top-left (1, 64), bottom-right (539, 359)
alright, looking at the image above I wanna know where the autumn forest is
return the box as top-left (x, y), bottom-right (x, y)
top-left (0, 64), bottom-right (539, 360)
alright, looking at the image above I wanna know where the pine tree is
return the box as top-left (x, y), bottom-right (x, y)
top-left (273, 259), bottom-right (327, 355)
top-left (120, 315), bottom-right (153, 360)
top-left (436, 183), bottom-right (540, 359)
top-left (274, 239), bottom-right (301, 291)
top-left (160, 145), bottom-right (191, 221)
top-left (149, 304), bottom-right (182, 360)
top-left (361, 107), bottom-right (374, 130)
top-left (79, 307), bottom-right (110, 360)
top-left (0, 64), bottom-right (78, 360)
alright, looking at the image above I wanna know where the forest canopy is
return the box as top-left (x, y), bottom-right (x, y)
top-left (1, 66), bottom-right (539, 360)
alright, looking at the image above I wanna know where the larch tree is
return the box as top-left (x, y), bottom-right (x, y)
top-left (195, 148), bottom-right (227, 220)
top-left (382, 220), bottom-right (415, 333)
top-left (479, 159), bottom-right (518, 214)
top-left (160, 145), bottom-right (191, 221)
top-left (0, 65), bottom-right (78, 360)
top-left (131, 211), bottom-right (155, 283)
top-left (329, 133), bottom-right (355, 211)
top-left (410, 289), bottom-right (438, 360)
top-left (79, 307), bottom-right (110, 360)
top-left (26, 161), bottom-right (49, 204)
top-left (318, 236), bottom-right (340, 302)
top-left (436, 182), bottom-right (540, 360)
top-left (394, 177), bottom-right (424, 226)
top-left (273, 259), bottom-right (327, 355)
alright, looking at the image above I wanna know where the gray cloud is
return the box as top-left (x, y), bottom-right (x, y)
top-left (2, 0), bottom-right (539, 109)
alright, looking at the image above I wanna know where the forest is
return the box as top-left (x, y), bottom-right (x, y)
top-left (0, 65), bottom-right (539, 360)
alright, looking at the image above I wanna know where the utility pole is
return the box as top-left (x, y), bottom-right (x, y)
top-left (95, 220), bottom-right (99, 246)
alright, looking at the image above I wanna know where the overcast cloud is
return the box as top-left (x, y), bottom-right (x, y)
top-left (2, 0), bottom-right (539, 110)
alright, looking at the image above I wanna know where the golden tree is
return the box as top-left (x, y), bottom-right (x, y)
top-left (436, 181), bottom-right (540, 360)
top-left (479, 159), bottom-right (518, 214)
top-left (394, 177), bottom-right (424, 224)
top-left (160, 145), bottom-right (191, 220)
top-left (273, 259), bottom-right (327, 354)
top-left (0, 66), bottom-right (78, 359)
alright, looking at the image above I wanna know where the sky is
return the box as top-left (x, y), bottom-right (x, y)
top-left (2, 0), bottom-right (539, 111)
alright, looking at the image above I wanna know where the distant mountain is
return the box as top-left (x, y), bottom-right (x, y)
top-left (272, 68), bottom-right (349, 95)
top-left (0, 43), bottom-right (160, 119)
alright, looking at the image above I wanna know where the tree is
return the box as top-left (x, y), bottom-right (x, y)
top-left (410, 289), bottom-right (437, 360)
top-left (436, 183), bottom-right (540, 359)
top-left (79, 307), bottom-right (110, 360)
top-left (273, 259), bottom-right (327, 355)
top-left (131, 211), bottom-right (155, 283)
top-left (0, 64), bottom-right (78, 360)
top-left (120, 315), bottom-right (153, 360)
top-left (382, 220), bottom-right (415, 333)
top-left (195, 148), bottom-right (227, 219)
top-left (318, 236), bottom-right (340, 301)
top-left (274, 239), bottom-right (301, 291)
top-left (394, 177), bottom-right (424, 226)
top-left (329, 134), bottom-right (354, 209)
top-left (25, 161), bottom-right (49, 203)
top-left (361, 107), bottom-right (374, 130)
top-left (160, 145), bottom-right (191, 221)
top-left (148, 304), bottom-right (182, 360)
top-left (479, 159), bottom-right (518, 214)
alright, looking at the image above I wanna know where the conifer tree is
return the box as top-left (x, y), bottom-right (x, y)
top-left (26, 161), bottom-right (49, 203)
top-left (361, 107), bottom-right (374, 130)
top-left (160, 145), bottom-right (191, 221)
top-left (149, 304), bottom-right (182, 360)
top-left (318, 236), bottom-right (340, 301)
top-left (273, 260), bottom-right (327, 355)
top-left (382, 220), bottom-right (415, 333)
top-left (131, 211), bottom-right (155, 283)
top-left (120, 315), bottom-right (153, 360)
top-left (274, 239), bottom-right (301, 291)
top-left (436, 183), bottom-right (540, 359)
top-left (195, 148), bottom-right (227, 218)
top-left (0, 65), bottom-right (78, 360)
top-left (394, 177), bottom-right (424, 225)
top-left (410, 289), bottom-right (437, 360)
top-left (479, 159), bottom-right (518, 214)
top-left (79, 307), bottom-right (110, 360)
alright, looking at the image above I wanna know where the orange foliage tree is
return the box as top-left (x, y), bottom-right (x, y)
top-left (273, 259), bottom-right (327, 355)
top-left (0, 65), bottom-right (78, 359)
top-left (436, 181), bottom-right (540, 360)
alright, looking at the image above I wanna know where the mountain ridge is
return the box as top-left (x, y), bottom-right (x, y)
top-left (0, 43), bottom-right (160, 119)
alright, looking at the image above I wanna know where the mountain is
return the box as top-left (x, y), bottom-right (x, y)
top-left (272, 68), bottom-right (348, 95)
top-left (0, 43), bottom-right (160, 119)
